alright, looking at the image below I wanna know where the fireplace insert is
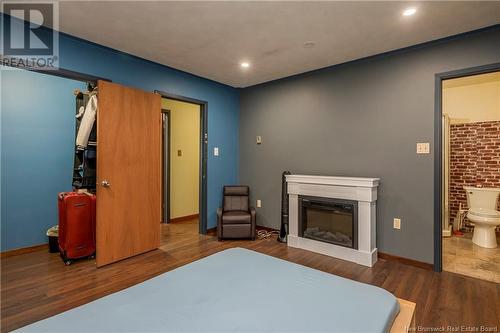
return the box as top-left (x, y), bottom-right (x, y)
top-left (298, 196), bottom-right (358, 249)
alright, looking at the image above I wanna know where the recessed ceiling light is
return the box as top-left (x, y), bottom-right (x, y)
top-left (240, 62), bottom-right (250, 68)
top-left (402, 8), bottom-right (417, 16)
top-left (303, 41), bottom-right (315, 48)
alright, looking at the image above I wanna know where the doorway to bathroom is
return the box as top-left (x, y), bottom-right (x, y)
top-left (439, 69), bottom-right (500, 282)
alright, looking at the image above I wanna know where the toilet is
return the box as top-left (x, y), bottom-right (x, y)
top-left (464, 186), bottom-right (500, 248)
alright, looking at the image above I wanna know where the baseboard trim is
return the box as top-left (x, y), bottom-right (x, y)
top-left (1, 243), bottom-right (48, 258)
top-left (206, 227), bottom-right (217, 235)
top-left (169, 214), bottom-right (199, 223)
top-left (222, 225), bottom-right (431, 270)
top-left (378, 251), bottom-right (433, 271)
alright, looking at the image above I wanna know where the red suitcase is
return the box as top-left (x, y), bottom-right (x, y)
top-left (58, 192), bottom-right (96, 265)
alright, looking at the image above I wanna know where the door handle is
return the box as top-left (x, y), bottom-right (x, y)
top-left (101, 180), bottom-right (111, 188)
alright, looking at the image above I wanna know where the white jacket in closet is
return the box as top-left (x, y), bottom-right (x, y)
top-left (76, 94), bottom-right (98, 150)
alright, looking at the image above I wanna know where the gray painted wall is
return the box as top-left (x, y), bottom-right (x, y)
top-left (239, 27), bottom-right (500, 264)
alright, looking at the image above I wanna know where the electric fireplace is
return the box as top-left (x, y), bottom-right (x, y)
top-left (298, 196), bottom-right (358, 249)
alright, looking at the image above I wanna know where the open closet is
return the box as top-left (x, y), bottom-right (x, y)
top-left (73, 83), bottom-right (98, 191)
top-left (2, 67), bottom-right (162, 266)
top-left (66, 79), bottom-right (162, 267)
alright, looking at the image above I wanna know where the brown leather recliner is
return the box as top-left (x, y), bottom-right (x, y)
top-left (217, 186), bottom-right (256, 240)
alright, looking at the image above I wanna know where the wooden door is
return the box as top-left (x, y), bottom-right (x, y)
top-left (96, 80), bottom-right (161, 267)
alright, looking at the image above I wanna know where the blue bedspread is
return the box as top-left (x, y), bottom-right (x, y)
top-left (16, 248), bottom-right (399, 332)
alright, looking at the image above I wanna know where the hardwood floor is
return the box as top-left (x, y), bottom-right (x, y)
top-left (1, 219), bottom-right (499, 332)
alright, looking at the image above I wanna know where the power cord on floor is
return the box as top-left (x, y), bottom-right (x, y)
top-left (257, 229), bottom-right (280, 240)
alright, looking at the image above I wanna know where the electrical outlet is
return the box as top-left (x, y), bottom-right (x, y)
top-left (393, 218), bottom-right (401, 230)
top-left (213, 147), bottom-right (219, 156)
top-left (416, 142), bottom-right (430, 154)
top-left (257, 199), bottom-right (262, 208)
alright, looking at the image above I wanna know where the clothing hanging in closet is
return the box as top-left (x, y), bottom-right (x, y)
top-left (73, 88), bottom-right (97, 191)
top-left (76, 94), bottom-right (98, 150)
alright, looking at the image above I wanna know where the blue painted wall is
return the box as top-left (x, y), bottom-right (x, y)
top-left (1, 68), bottom-right (87, 250)
top-left (1, 17), bottom-right (240, 251)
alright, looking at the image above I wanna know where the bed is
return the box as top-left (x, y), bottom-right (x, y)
top-left (15, 248), bottom-right (414, 332)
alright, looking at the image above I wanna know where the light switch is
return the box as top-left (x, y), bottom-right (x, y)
top-left (393, 218), bottom-right (401, 230)
top-left (257, 199), bottom-right (262, 208)
top-left (213, 147), bottom-right (219, 156)
top-left (416, 142), bottom-right (430, 154)
top-left (256, 136), bottom-right (262, 144)
top-left (177, 150), bottom-right (182, 156)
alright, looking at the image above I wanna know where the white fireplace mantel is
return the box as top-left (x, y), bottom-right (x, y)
top-left (286, 174), bottom-right (380, 267)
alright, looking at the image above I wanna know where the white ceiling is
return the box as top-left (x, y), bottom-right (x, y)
top-left (56, 1), bottom-right (500, 88)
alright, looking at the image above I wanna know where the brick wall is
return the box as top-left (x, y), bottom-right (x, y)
top-left (449, 121), bottom-right (500, 219)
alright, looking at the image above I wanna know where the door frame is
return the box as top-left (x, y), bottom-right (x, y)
top-left (156, 90), bottom-right (208, 235)
top-left (433, 62), bottom-right (500, 272)
top-left (161, 109), bottom-right (171, 223)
